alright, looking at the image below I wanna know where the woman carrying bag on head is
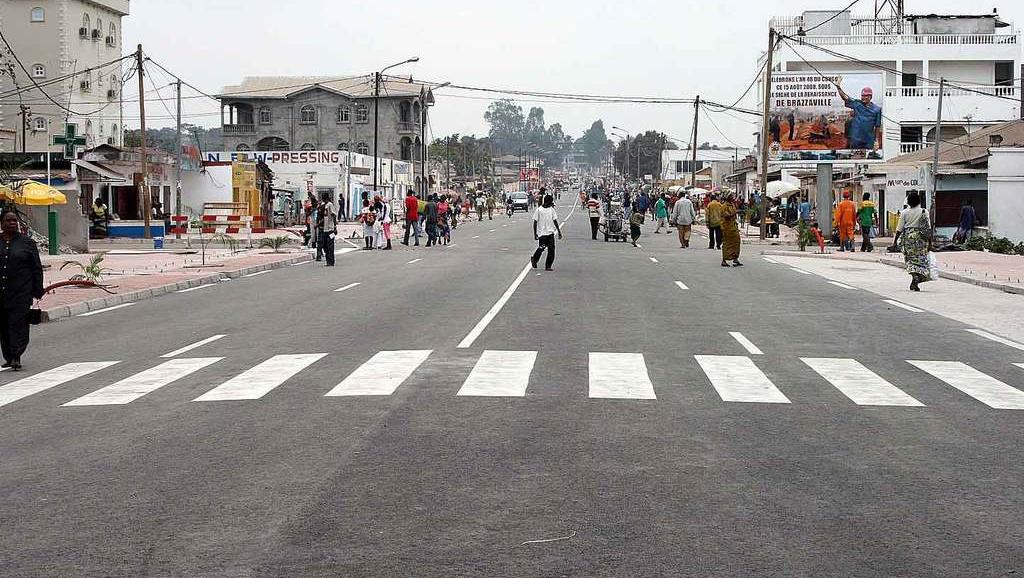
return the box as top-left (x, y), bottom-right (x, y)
top-left (0, 210), bottom-right (44, 371)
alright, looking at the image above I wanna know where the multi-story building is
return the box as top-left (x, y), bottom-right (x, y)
top-left (0, 0), bottom-right (130, 152)
top-left (218, 75), bottom-right (438, 191)
top-left (765, 7), bottom-right (1021, 160)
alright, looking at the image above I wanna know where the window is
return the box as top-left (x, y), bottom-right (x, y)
top-left (300, 143), bottom-right (316, 151)
top-left (236, 143), bottom-right (251, 151)
top-left (32, 64), bottom-right (45, 78)
top-left (299, 105), bottom-right (317, 124)
top-left (33, 117), bottom-right (47, 131)
top-left (30, 7), bottom-right (44, 22)
top-left (355, 104), bottom-right (369, 123)
top-left (399, 137), bottom-right (413, 161)
top-left (96, 17), bottom-right (102, 33)
top-left (356, 142), bottom-right (368, 155)
top-left (108, 23), bottom-right (116, 44)
top-left (82, 14), bottom-right (90, 30)
top-left (399, 101), bottom-right (412, 123)
top-left (336, 105), bottom-right (350, 123)
top-left (258, 106), bottom-right (272, 124)
top-left (338, 142), bottom-right (349, 151)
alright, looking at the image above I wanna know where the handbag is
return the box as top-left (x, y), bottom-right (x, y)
top-left (927, 252), bottom-right (940, 282)
top-left (28, 307), bottom-right (42, 325)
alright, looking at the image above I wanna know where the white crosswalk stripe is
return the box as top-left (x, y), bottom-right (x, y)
top-left (64, 358), bottom-right (223, 406)
top-left (908, 360), bottom-right (1024, 409)
top-left (588, 353), bottom-right (656, 399)
top-left (802, 358), bottom-right (924, 407)
top-left (457, 350), bottom-right (537, 397)
top-left (194, 354), bottom-right (327, 402)
top-left (0, 362), bottom-right (119, 407)
top-left (325, 350), bottom-right (432, 396)
top-left (695, 355), bottom-right (790, 404)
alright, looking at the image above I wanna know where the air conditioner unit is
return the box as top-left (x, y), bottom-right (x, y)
top-left (107, 89), bottom-right (117, 99)
top-left (79, 27), bottom-right (88, 38)
top-left (80, 80), bottom-right (91, 92)
top-left (91, 29), bottom-right (101, 40)
top-left (106, 36), bottom-right (115, 47)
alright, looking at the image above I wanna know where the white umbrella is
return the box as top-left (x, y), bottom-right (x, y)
top-left (766, 181), bottom-right (800, 199)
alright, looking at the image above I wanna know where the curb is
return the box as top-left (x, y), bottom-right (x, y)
top-left (761, 249), bottom-right (1024, 296)
top-left (41, 252), bottom-right (313, 322)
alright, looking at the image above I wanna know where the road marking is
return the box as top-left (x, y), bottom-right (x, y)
top-left (965, 329), bottom-right (1024, 352)
top-left (458, 263), bottom-right (533, 349)
top-left (675, 281), bottom-right (689, 291)
top-left (334, 282), bottom-right (361, 293)
top-left (588, 353), bottom-right (657, 399)
top-left (244, 270), bottom-right (271, 278)
top-left (802, 358), bottom-right (924, 406)
top-left (649, 257), bottom-right (659, 264)
top-left (729, 332), bottom-right (763, 355)
top-left (177, 284), bottom-right (217, 294)
top-left (289, 260), bottom-right (312, 267)
top-left (161, 334), bottom-right (227, 358)
top-left (696, 355), bottom-right (790, 403)
top-left (883, 300), bottom-right (924, 313)
top-left (64, 357), bottom-right (223, 406)
top-left (502, 224), bottom-right (508, 227)
top-left (457, 350), bottom-right (537, 397)
top-left (473, 235), bottom-right (480, 239)
top-left (407, 258), bottom-right (422, 264)
top-left (489, 229), bottom-right (497, 233)
top-left (193, 354), bottom-right (327, 401)
top-left (325, 350), bottom-right (432, 396)
top-left (335, 248), bottom-right (358, 256)
top-left (0, 362), bottom-right (119, 408)
top-left (78, 303), bottom-right (134, 317)
top-left (908, 360), bottom-right (1024, 409)
top-left (828, 281), bottom-right (855, 289)
top-left (763, 257), bottom-right (780, 264)
top-left (790, 268), bottom-right (812, 275)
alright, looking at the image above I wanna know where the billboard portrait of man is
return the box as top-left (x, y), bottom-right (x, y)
top-left (837, 81), bottom-right (883, 150)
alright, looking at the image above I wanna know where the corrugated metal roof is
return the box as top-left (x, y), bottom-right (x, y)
top-left (219, 75), bottom-right (428, 100)
top-left (884, 119), bottom-right (1024, 167)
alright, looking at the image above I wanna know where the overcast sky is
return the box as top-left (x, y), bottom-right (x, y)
top-left (124, 0), bottom-right (1024, 149)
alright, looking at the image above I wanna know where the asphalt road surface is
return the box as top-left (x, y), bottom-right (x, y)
top-left (2, 190), bottom-right (1023, 577)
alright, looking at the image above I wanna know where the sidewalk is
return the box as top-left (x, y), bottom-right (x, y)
top-left (39, 247), bottom-right (315, 322)
top-left (762, 248), bottom-right (1024, 295)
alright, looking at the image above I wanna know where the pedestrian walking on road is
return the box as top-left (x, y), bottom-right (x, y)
top-left (720, 194), bottom-right (743, 267)
top-left (0, 211), bottom-right (44, 371)
top-left (587, 193), bottom-right (602, 240)
top-left (403, 191), bottom-right (421, 246)
top-left (706, 194), bottom-right (724, 249)
top-left (438, 196), bottom-right (451, 245)
top-left (475, 193), bottom-right (485, 221)
top-left (653, 194), bottom-right (668, 233)
top-left (671, 193), bottom-right (696, 248)
top-left (858, 192), bottom-right (877, 252)
top-left (892, 191), bottom-right (932, 292)
top-left (375, 196), bottom-right (392, 250)
top-left (531, 194), bottom-right (562, 271)
top-left (837, 190), bottom-right (857, 252)
top-left (337, 193), bottom-right (348, 222)
top-left (318, 192), bottom-right (338, 266)
top-left (486, 194), bottom-right (496, 220)
top-left (359, 200), bottom-right (376, 250)
top-left (425, 194), bottom-right (440, 247)
top-left (629, 209), bottom-right (644, 247)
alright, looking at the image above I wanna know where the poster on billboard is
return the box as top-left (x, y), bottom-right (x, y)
top-left (769, 72), bottom-right (884, 163)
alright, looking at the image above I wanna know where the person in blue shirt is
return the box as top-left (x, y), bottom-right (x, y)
top-left (799, 198), bottom-right (811, 222)
top-left (837, 84), bottom-right (882, 150)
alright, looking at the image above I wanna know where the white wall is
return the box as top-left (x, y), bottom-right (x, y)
top-left (928, 61), bottom-right (995, 85)
top-left (180, 165), bottom-right (233, 217)
top-left (987, 147), bottom-right (1024, 242)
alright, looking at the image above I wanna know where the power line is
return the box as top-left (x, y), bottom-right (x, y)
top-left (700, 104), bottom-right (745, 148)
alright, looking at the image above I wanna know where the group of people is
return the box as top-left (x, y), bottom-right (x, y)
top-left (303, 192), bottom-right (340, 265)
top-left (399, 191), bottom-right (460, 248)
top-left (834, 191), bottom-right (879, 253)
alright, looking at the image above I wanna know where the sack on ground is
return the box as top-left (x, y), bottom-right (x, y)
top-left (927, 252), bottom-right (940, 282)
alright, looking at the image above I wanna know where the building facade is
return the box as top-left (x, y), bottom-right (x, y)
top-left (765, 8), bottom-right (1022, 160)
top-left (660, 148), bottom-right (752, 188)
top-left (218, 75), bottom-right (437, 191)
top-left (0, 0), bottom-right (129, 152)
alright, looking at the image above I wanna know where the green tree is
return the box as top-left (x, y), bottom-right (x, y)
top-left (576, 120), bottom-right (610, 168)
top-left (484, 100), bottom-right (525, 155)
top-left (612, 130), bottom-right (677, 178)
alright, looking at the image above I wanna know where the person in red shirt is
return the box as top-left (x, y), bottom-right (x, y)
top-left (402, 190), bottom-right (421, 246)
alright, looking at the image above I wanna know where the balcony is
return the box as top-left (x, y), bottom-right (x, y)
top-left (898, 142), bottom-right (929, 154)
top-left (397, 121), bottom-right (419, 135)
top-left (883, 85), bottom-right (1021, 123)
top-left (222, 124), bottom-right (256, 136)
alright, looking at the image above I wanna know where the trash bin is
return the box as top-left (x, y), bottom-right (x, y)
top-left (154, 237), bottom-right (164, 249)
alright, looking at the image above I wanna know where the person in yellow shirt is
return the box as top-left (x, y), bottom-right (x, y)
top-left (705, 195), bottom-right (723, 250)
top-left (857, 192), bottom-right (877, 252)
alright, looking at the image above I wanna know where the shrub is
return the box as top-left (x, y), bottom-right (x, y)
top-left (965, 236), bottom-right (988, 252)
top-left (258, 236), bottom-right (293, 253)
top-left (987, 237), bottom-right (1016, 255)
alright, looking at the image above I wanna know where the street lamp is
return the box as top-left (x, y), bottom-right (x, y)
top-left (611, 127), bottom-right (630, 181)
top-left (373, 57), bottom-right (419, 193)
top-left (422, 81), bottom-right (450, 196)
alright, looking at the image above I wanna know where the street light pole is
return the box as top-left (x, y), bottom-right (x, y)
top-left (372, 57), bottom-right (419, 194)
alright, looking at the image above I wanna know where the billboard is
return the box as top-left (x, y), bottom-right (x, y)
top-left (769, 72), bottom-right (884, 163)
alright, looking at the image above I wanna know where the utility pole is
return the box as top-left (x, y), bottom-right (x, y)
top-left (136, 44), bottom-right (151, 239)
top-left (372, 71), bottom-right (381, 193)
top-left (1019, 64), bottom-right (1023, 120)
top-left (19, 106), bottom-right (28, 153)
top-left (690, 96), bottom-right (700, 189)
top-left (758, 29), bottom-right (776, 241)
top-left (174, 79), bottom-right (182, 239)
top-left (930, 77), bottom-right (944, 237)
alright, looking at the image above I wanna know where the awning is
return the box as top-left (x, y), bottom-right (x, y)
top-left (73, 160), bottom-right (128, 183)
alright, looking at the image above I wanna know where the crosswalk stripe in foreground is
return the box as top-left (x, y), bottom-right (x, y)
top-left (2, 353), bottom-right (1024, 410)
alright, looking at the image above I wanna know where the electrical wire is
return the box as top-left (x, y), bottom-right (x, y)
top-left (700, 104), bottom-right (745, 149)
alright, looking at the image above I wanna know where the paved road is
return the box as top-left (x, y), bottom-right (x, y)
top-left (2, 191), bottom-right (1023, 577)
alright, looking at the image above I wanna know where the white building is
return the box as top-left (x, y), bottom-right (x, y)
top-left (766, 8), bottom-right (1021, 160)
top-left (0, 0), bottom-right (130, 152)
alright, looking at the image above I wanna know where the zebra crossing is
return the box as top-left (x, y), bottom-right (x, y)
top-left (0, 351), bottom-right (1023, 411)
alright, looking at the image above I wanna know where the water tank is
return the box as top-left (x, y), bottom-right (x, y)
top-left (802, 10), bottom-right (851, 35)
